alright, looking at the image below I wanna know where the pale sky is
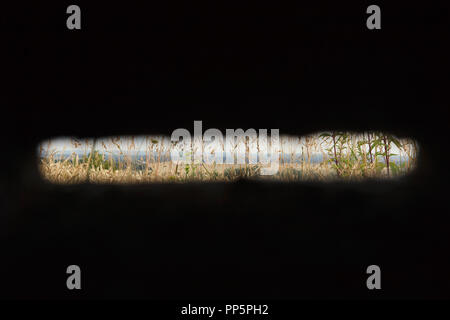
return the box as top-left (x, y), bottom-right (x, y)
top-left (38, 133), bottom-right (417, 161)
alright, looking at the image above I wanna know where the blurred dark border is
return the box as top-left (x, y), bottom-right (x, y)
top-left (1, 1), bottom-right (449, 300)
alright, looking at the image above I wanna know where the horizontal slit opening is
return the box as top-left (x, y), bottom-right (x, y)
top-left (38, 131), bottom-right (418, 184)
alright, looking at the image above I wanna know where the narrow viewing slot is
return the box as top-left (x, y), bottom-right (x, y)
top-left (38, 131), bottom-right (418, 184)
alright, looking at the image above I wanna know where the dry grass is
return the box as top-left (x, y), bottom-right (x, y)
top-left (39, 133), bottom-right (418, 184)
